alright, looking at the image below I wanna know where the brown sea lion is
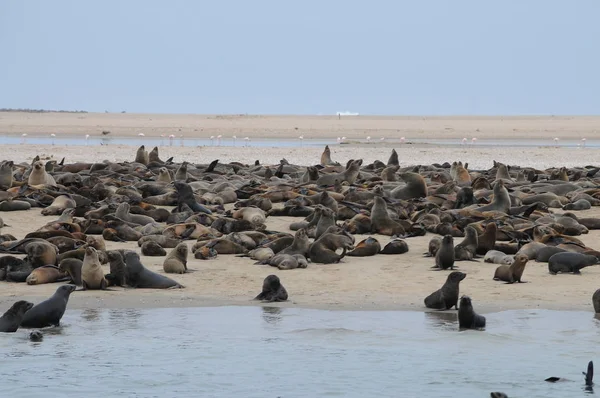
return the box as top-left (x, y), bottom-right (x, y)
top-left (308, 227), bottom-right (354, 264)
top-left (25, 241), bottom-right (58, 268)
top-left (137, 235), bottom-right (181, 249)
top-left (548, 252), bottom-right (598, 275)
top-left (163, 243), bottom-right (189, 274)
top-left (0, 161), bottom-right (14, 189)
top-left (476, 222), bottom-right (497, 255)
top-left (475, 180), bottom-right (510, 213)
top-left (370, 196), bottom-right (405, 236)
top-left (28, 161), bottom-right (56, 185)
top-left (85, 236), bottom-right (106, 251)
top-left (343, 213), bottom-right (372, 234)
top-left (81, 246), bottom-right (108, 290)
top-left (134, 145), bottom-right (149, 165)
top-left (279, 229), bottom-right (310, 257)
top-left (263, 253), bottom-right (308, 270)
top-left (390, 172), bottom-right (427, 200)
top-left (26, 265), bottom-right (68, 285)
top-left (347, 237), bottom-right (381, 257)
top-left (433, 235), bottom-right (455, 270)
top-left (40, 195), bottom-right (76, 216)
top-left (493, 253), bottom-right (528, 283)
top-left (141, 241), bottom-right (167, 256)
top-left (424, 236), bottom-right (442, 257)
top-left (58, 258), bottom-right (83, 286)
top-left (454, 226), bottom-right (479, 261)
top-left (194, 245), bottom-right (218, 260)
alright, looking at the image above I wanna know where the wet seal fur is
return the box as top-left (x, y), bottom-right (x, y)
top-left (20, 284), bottom-right (77, 328)
top-left (254, 275), bottom-right (288, 302)
top-left (424, 271), bottom-right (466, 310)
top-left (458, 296), bottom-right (486, 330)
top-left (0, 301), bottom-right (34, 332)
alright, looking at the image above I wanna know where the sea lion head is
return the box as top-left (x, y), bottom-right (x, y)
top-left (263, 274), bottom-right (281, 290)
top-left (57, 284), bottom-right (77, 296)
top-left (85, 246), bottom-right (97, 257)
top-left (448, 271), bottom-right (466, 283)
top-left (8, 300), bottom-right (34, 316)
top-left (33, 161), bottom-right (44, 171)
top-left (459, 295), bottom-right (472, 308)
top-left (513, 253), bottom-right (529, 265)
top-left (442, 234), bottom-right (453, 245)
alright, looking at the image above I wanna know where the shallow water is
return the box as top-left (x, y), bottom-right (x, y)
top-left (0, 307), bottom-right (597, 397)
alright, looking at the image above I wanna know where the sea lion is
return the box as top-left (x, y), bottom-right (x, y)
top-left (29, 330), bottom-right (43, 342)
top-left (28, 161), bottom-right (56, 185)
top-left (0, 301), bottom-right (34, 332)
top-left (493, 253), bottom-right (528, 283)
top-left (141, 241), bottom-right (167, 256)
top-left (156, 167), bottom-right (172, 183)
top-left (105, 250), bottom-right (128, 287)
top-left (115, 203), bottom-right (156, 226)
top-left (390, 172), bottom-right (428, 200)
top-left (163, 242), bottom-right (189, 274)
top-left (134, 145), bottom-right (149, 165)
top-left (347, 237), bottom-right (381, 257)
top-left (194, 245), bottom-right (218, 260)
top-left (454, 226), bottom-right (478, 261)
top-left (232, 206), bottom-right (266, 226)
top-left (548, 252), bottom-right (598, 275)
top-left (490, 393), bottom-right (508, 398)
top-left (476, 179), bottom-right (510, 213)
top-left (123, 251), bottom-right (183, 289)
top-left (370, 196), bottom-right (405, 236)
top-left (476, 222), bottom-right (497, 255)
top-left (25, 241), bottom-right (58, 268)
top-left (458, 296), bottom-right (486, 330)
top-left (173, 181), bottom-right (212, 214)
top-left (433, 235), bottom-right (455, 270)
top-left (137, 235), bottom-right (181, 249)
top-left (81, 246), bottom-right (108, 290)
top-left (58, 258), bottom-right (83, 286)
top-left (379, 239), bottom-right (409, 255)
top-left (278, 229), bottom-right (310, 257)
top-left (0, 160), bottom-right (13, 189)
top-left (424, 271), bottom-right (466, 310)
top-left (253, 275), bottom-right (288, 302)
top-left (242, 247), bottom-right (275, 262)
top-left (535, 246), bottom-right (566, 262)
top-left (85, 236), bottom-right (106, 251)
top-left (40, 195), bottom-right (76, 216)
top-left (0, 199), bottom-right (31, 211)
top-left (308, 227), bottom-right (354, 264)
top-left (263, 253), bottom-right (308, 270)
top-left (424, 236), bottom-right (442, 257)
top-left (20, 284), bottom-right (77, 328)
top-left (26, 265), bottom-right (67, 285)
top-left (484, 250), bottom-right (514, 265)
top-left (594, 289), bottom-right (600, 313)
top-left (563, 199), bottom-right (592, 211)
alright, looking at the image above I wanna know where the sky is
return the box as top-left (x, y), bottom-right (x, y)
top-left (1, 0), bottom-right (599, 115)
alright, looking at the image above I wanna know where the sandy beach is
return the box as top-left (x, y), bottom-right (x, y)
top-left (0, 112), bottom-right (599, 314)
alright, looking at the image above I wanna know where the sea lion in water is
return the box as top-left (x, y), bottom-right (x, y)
top-left (548, 252), bottom-right (598, 275)
top-left (433, 235), bottom-right (455, 270)
top-left (20, 284), bottom-right (77, 328)
top-left (26, 265), bottom-right (67, 285)
top-left (458, 296), bottom-right (486, 330)
top-left (29, 330), bottom-right (43, 342)
top-left (163, 242), bottom-right (189, 274)
top-left (81, 246), bottom-right (108, 290)
top-left (424, 271), bottom-right (466, 310)
top-left (379, 238), bottom-right (409, 255)
top-left (493, 253), bottom-right (528, 283)
top-left (254, 275), bottom-right (288, 302)
top-left (123, 251), bottom-right (183, 289)
top-left (347, 237), bottom-right (381, 257)
top-left (58, 258), bottom-right (83, 286)
top-left (0, 301), bottom-right (34, 332)
top-left (28, 161), bottom-right (56, 185)
top-left (141, 241), bottom-right (167, 256)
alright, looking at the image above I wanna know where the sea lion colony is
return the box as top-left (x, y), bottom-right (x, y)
top-left (1, 145), bottom-right (600, 334)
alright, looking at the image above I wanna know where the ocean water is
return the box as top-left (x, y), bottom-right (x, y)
top-left (0, 306), bottom-right (597, 398)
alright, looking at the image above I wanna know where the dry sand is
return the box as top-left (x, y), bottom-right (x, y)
top-left (1, 112), bottom-right (600, 314)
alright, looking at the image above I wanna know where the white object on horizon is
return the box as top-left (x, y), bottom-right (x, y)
top-left (210, 136), bottom-right (215, 146)
top-left (299, 135), bottom-right (304, 147)
top-left (366, 136), bottom-right (371, 143)
top-left (168, 134), bottom-right (175, 146)
top-left (160, 134), bottom-right (165, 145)
top-left (217, 135), bottom-right (222, 146)
top-left (380, 137), bottom-right (385, 141)
top-left (582, 137), bottom-right (587, 147)
top-left (233, 135), bottom-right (237, 146)
top-left (462, 137), bottom-right (467, 145)
top-left (400, 137), bottom-right (405, 144)
top-left (554, 137), bottom-right (559, 147)
top-left (336, 111), bottom-right (360, 116)
top-left (341, 136), bottom-right (347, 144)
top-left (337, 137), bottom-right (341, 144)
top-left (85, 134), bottom-right (90, 145)
top-left (244, 137), bottom-right (250, 147)
top-left (138, 133), bottom-right (145, 137)
top-left (21, 133), bottom-right (27, 144)
top-left (50, 133), bottom-right (56, 145)
top-left (471, 137), bottom-right (477, 144)
top-left (179, 135), bottom-right (184, 147)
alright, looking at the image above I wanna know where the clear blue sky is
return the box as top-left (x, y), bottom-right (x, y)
top-left (1, 0), bottom-right (598, 115)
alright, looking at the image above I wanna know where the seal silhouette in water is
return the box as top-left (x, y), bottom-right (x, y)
top-left (29, 330), bottom-right (43, 342)
top-left (254, 275), bottom-right (288, 302)
top-left (0, 301), bottom-right (34, 332)
top-left (458, 296), bottom-right (486, 330)
top-left (20, 284), bottom-right (77, 328)
top-left (424, 271), bottom-right (466, 310)
top-left (545, 360), bottom-right (594, 389)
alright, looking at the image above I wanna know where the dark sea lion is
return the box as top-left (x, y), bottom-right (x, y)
top-left (0, 160), bottom-right (14, 189)
top-left (163, 242), bottom-right (188, 274)
top-left (347, 237), bottom-right (381, 257)
top-left (433, 235), bottom-right (455, 270)
top-left (458, 296), bottom-right (486, 330)
top-left (490, 393), bottom-right (508, 398)
top-left (390, 172), bottom-right (428, 200)
top-left (20, 284), bottom-right (77, 328)
top-left (26, 265), bottom-right (68, 285)
top-left (308, 227), bottom-right (354, 264)
top-left (58, 258), bottom-right (83, 286)
top-left (123, 251), bottom-right (183, 289)
top-left (29, 330), bottom-right (43, 342)
top-left (141, 241), bottom-right (167, 256)
top-left (535, 246), bottom-right (566, 262)
top-left (548, 252), bottom-right (598, 275)
top-left (105, 250), bottom-right (128, 287)
top-left (424, 271), bottom-right (466, 310)
top-left (455, 187), bottom-right (476, 209)
top-left (0, 199), bottom-right (31, 211)
top-left (594, 289), bottom-right (600, 313)
top-left (562, 199), bottom-right (591, 211)
top-left (81, 246), bottom-right (108, 290)
top-left (493, 253), bottom-right (528, 283)
top-left (454, 226), bottom-right (478, 261)
top-left (173, 181), bottom-right (212, 214)
top-left (0, 301), bottom-right (34, 332)
top-left (379, 238), bottom-right (409, 255)
top-left (254, 275), bottom-right (288, 302)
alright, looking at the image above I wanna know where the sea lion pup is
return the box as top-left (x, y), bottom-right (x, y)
top-left (424, 271), bottom-right (466, 310)
top-left (390, 172), bottom-right (428, 200)
top-left (493, 253), bottom-right (528, 283)
top-left (81, 246), bottom-right (108, 290)
top-left (58, 258), bottom-right (83, 286)
top-left (134, 144), bottom-right (149, 165)
top-left (232, 206), bottom-right (266, 226)
top-left (475, 179), bottom-right (510, 213)
top-left (85, 236), bottom-right (106, 251)
top-left (484, 250), bottom-right (514, 265)
top-left (347, 237), bottom-right (381, 257)
top-left (40, 195), bottom-right (76, 216)
top-left (0, 301), bottom-right (34, 332)
top-left (0, 160), bottom-right (14, 189)
top-left (433, 235), bottom-right (455, 270)
top-left (25, 265), bottom-right (68, 285)
top-left (163, 242), bottom-right (189, 274)
top-left (458, 296), bottom-right (486, 330)
top-left (534, 246), bottom-right (566, 262)
top-left (141, 241), bottom-right (167, 256)
top-left (156, 167), bottom-right (172, 183)
top-left (262, 253), bottom-right (308, 270)
top-left (29, 330), bottom-right (43, 342)
top-left (123, 251), bottom-right (183, 289)
top-left (548, 252), bottom-right (598, 275)
top-left (424, 236), bottom-right (442, 257)
top-left (240, 247), bottom-right (275, 262)
top-left (20, 284), bottom-right (77, 328)
top-left (453, 162), bottom-right (471, 184)
top-left (28, 161), bottom-right (56, 185)
top-left (173, 181), bottom-right (212, 214)
top-left (490, 393), bottom-right (508, 398)
top-left (138, 235), bottom-right (181, 249)
top-left (320, 145), bottom-right (336, 166)
top-left (104, 250), bottom-right (127, 287)
top-left (454, 226), bottom-right (479, 261)
top-left (308, 226), bottom-right (355, 264)
top-left (370, 196), bottom-right (405, 236)
top-left (476, 222), bottom-right (497, 255)
top-left (379, 238), bottom-right (409, 255)
top-left (279, 228), bottom-right (311, 257)
top-left (254, 275), bottom-right (288, 302)
top-left (455, 186), bottom-right (476, 209)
